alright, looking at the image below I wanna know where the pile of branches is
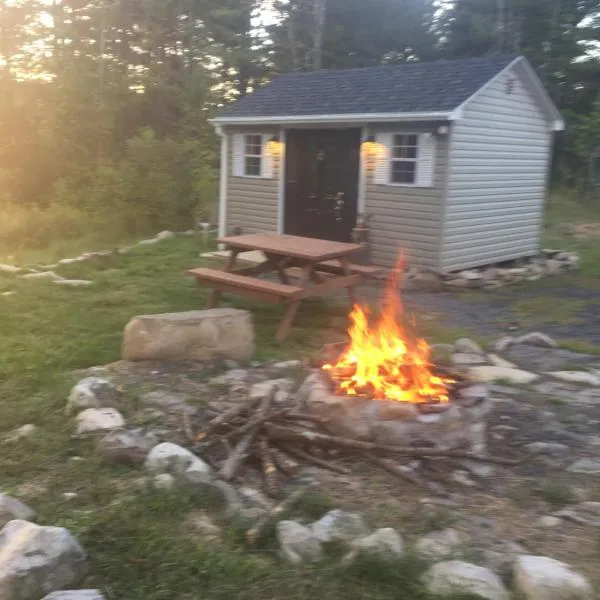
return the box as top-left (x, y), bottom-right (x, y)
top-left (188, 386), bottom-right (531, 502)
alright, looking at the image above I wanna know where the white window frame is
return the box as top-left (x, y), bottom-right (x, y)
top-left (389, 133), bottom-right (419, 187)
top-left (242, 133), bottom-right (264, 178)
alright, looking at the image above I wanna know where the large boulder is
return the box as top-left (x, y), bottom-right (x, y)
top-left (310, 509), bottom-right (369, 543)
top-left (0, 520), bottom-right (88, 600)
top-left (122, 309), bottom-right (253, 362)
top-left (513, 555), bottom-right (593, 600)
top-left (423, 560), bottom-right (509, 600)
top-left (276, 521), bottom-right (323, 565)
top-left (75, 408), bottom-right (125, 434)
top-left (144, 442), bottom-right (212, 478)
top-left (0, 495), bottom-right (36, 528)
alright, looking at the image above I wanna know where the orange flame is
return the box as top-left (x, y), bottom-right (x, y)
top-left (323, 254), bottom-right (452, 403)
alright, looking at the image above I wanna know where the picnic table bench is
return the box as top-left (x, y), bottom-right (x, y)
top-left (187, 232), bottom-right (383, 342)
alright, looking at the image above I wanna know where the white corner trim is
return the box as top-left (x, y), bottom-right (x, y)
top-left (218, 132), bottom-right (228, 244)
top-left (210, 111), bottom-right (451, 126)
top-left (277, 127), bottom-right (286, 234)
top-left (357, 127), bottom-right (367, 214)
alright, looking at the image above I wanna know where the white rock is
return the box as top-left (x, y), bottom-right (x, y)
top-left (153, 473), bottom-right (176, 491)
top-left (415, 528), bottom-right (462, 560)
top-left (454, 338), bottom-right (485, 355)
top-left (276, 521), bottom-right (323, 565)
top-left (468, 366), bottom-right (539, 385)
top-left (145, 442), bottom-right (212, 477)
top-left (75, 408), bottom-right (125, 434)
top-left (54, 279), bottom-right (93, 287)
top-left (488, 354), bottom-right (517, 369)
top-left (137, 237), bottom-right (160, 246)
top-left (423, 560), bottom-right (510, 600)
top-left (311, 509), bottom-right (369, 543)
top-left (122, 309), bottom-right (254, 362)
top-left (0, 520), bottom-right (88, 599)
top-left (514, 332), bottom-right (558, 349)
top-left (156, 230), bottom-right (175, 240)
top-left (21, 270), bottom-right (64, 281)
top-left (249, 378), bottom-right (294, 400)
top-left (1, 291), bottom-right (16, 297)
top-left (547, 371), bottom-right (600, 386)
top-left (99, 428), bottom-right (158, 463)
top-left (210, 369), bottom-right (249, 386)
top-left (568, 459), bottom-right (600, 474)
top-left (67, 377), bottom-right (117, 415)
top-left (536, 516), bottom-right (561, 528)
top-left (514, 555), bottom-right (593, 600)
top-left (62, 493), bottom-right (78, 501)
top-left (344, 528), bottom-right (404, 564)
top-left (4, 424), bottom-right (37, 443)
top-left (41, 591), bottom-right (105, 600)
top-left (451, 353), bottom-right (488, 366)
top-left (0, 264), bottom-right (21, 274)
top-left (272, 360), bottom-right (302, 370)
top-left (0, 495), bottom-right (36, 528)
top-left (493, 336), bottom-right (514, 353)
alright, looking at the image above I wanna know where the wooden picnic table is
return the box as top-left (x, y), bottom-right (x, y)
top-left (187, 232), bottom-right (382, 342)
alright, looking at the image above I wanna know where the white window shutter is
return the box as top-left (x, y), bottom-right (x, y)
top-left (232, 134), bottom-right (244, 177)
top-left (416, 133), bottom-right (435, 187)
top-left (261, 134), bottom-right (274, 179)
top-left (373, 133), bottom-right (392, 185)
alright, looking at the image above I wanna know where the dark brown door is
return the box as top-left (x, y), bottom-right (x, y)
top-left (284, 129), bottom-right (360, 242)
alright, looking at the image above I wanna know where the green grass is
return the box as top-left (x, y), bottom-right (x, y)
top-left (534, 484), bottom-right (577, 510)
top-left (1, 235), bottom-right (481, 600)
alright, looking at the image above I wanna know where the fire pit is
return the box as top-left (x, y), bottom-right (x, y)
top-left (300, 258), bottom-right (490, 452)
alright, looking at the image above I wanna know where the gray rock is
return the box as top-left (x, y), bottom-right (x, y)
top-left (460, 460), bottom-right (495, 478)
top-left (514, 332), bottom-right (558, 349)
top-left (99, 428), bottom-right (158, 464)
top-left (0, 495), bottom-right (36, 528)
top-left (415, 528), bottom-right (461, 560)
top-left (75, 408), bottom-right (124, 434)
top-left (536, 516), bottom-right (561, 528)
top-left (547, 371), bottom-right (600, 386)
top-left (145, 442), bottom-right (212, 477)
top-left (567, 458), bottom-right (600, 475)
top-left (153, 473), bottom-right (176, 490)
top-left (344, 528), bottom-right (404, 564)
top-left (277, 521), bottom-right (323, 565)
top-left (423, 560), bottom-right (510, 600)
top-left (67, 377), bottom-right (117, 414)
top-left (311, 509), bottom-right (369, 543)
top-left (156, 230), bottom-right (175, 240)
top-left (514, 555), bottom-right (593, 600)
top-left (454, 338), bottom-right (485, 355)
top-left (0, 520), bottom-right (88, 600)
top-left (139, 391), bottom-right (192, 412)
top-left (272, 360), bottom-right (302, 370)
top-left (41, 592), bottom-right (105, 600)
top-left (487, 354), bottom-right (517, 369)
top-left (452, 353), bottom-right (488, 366)
top-left (210, 369), bottom-right (249, 386)
top-left (525, 442), bottom-right (569, 457)
top-left (492, 336), bottom-right (514, 353)
top-left (248, 379), bottom-right (294, 400)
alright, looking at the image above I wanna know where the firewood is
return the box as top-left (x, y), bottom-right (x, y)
top-left (278, 413), bottom-right (330, 426)
top-left (218, 389), bottom-right (276, 481)
top-left (264, 423), bottom-right (524, 466)
top-left (270, 448), bottom-right (302, 477)
top-left (276, 443), bottom-right (350, 475)
top-left (245, 483), bottom-right (317, 545)
top-left (256, 435), bottom-right (280, 498)
top-left (196, 397), bottom-right (260, 443)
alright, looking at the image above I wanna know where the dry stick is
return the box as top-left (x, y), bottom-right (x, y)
top-left (246, 483), bottom-right (317, 545)
top-left (264, 424), bottom-right (525, 466)
top-left (279, 413), bottom-right (330, 426)
top-left (196, 397), bottom-right (260, 442)
top-left (271, 448), bottom-right (302, 477)
top-left (365, 453), bottom-right (446, 495)
top-left (257, 435), bottom-right (280, 499)
top-left (218, 390), bottom-right (276, 481)
top-left (276, 442), bottom-right (350, 475)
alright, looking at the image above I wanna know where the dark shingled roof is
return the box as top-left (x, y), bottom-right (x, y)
top-left (218, 55), bottom-right (518, 119)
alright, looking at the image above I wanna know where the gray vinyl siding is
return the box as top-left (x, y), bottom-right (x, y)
top-left (366, 123), bottom-right (447, 269)
top-left (441, 67), bottom-right (552, 272)
top-left (225, 126), bottom-right (279, 235)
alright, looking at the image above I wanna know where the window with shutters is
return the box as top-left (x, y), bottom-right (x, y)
top-left (243, 134), bottom-right (263, 177)
top-left (390, 134), bottom-right (418, 184)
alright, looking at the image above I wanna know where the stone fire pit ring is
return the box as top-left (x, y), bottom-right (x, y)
top-left (299, 371), bottom-right (491, 452)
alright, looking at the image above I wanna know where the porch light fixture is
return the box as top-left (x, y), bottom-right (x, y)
top-left (267, 133), bottom-right (283, 156)
top-left (362, 134), bottom-right (383, 158)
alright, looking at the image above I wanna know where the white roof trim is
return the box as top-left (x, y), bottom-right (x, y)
top-left (210, 111), bottom-right (452, 127)
top-left (449, 56), bottom-right (564, 132)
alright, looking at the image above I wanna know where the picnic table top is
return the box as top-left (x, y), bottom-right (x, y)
top-left (218, 232), bottom-right (362, 262)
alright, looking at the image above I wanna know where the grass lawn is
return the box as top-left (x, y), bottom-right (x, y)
top-left (0, 235), bottom-right (476, 600)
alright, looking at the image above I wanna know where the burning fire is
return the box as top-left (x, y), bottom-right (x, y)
top-left (323, 255), bottom-right (453, 404)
